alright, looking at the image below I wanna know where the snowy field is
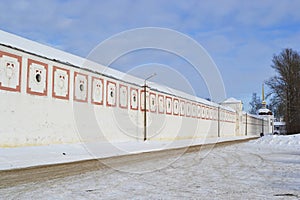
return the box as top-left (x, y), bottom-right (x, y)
top-left (0, 134), bottom-right (299, 199)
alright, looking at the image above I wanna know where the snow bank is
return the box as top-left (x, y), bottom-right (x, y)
top-left (0, 136), bottom-right (256, 170)
top-left (249, 134), bottom-right (300, 150)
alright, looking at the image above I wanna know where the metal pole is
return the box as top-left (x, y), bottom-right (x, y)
top-left (218, 106), bottom-right (220, 137)
top-left (245, 113), bottom-right (247, 136)
top-left (143, 73), bottom-right (156, 141)
top-left (262, 118), bottom-right (264, 135)
top-left (143, 84), bottom-right (147, 141)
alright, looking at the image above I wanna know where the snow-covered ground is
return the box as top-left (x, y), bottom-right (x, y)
top-left (0, 136), bottom-right (254, 170)
top-left (0, 134), bottom-right (299, 199)
top-left (249, 134), bottom-right (300, 150)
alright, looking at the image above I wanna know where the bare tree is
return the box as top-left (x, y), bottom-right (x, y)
top-left (266, 48), bottom-right (300, 134)
top-left (249, 93), bottom-right (261, 114)
top-left (267, 95), bottom-right (284, 120)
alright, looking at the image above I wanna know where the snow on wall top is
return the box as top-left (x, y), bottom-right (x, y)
top-left (0, 29), bottom-right (233, 111)
top-left (258, 108), bottom-right (272, 114)
top-left (222, 97), bottom-right (242, 104)
top-left (274, 121), bottom-right (286, 126)
top-left (0, 30), bottom-right (86, 68)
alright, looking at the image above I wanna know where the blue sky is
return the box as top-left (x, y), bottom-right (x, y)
top-left (1, 0), bottom-right (300, 110)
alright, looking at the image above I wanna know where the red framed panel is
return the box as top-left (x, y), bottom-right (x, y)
top-left (219, 109), bottom-right (222, 121)
top-left (73, 72), bottom-right (88, 102)
top-left (226, 111), bottom-right (233, 123)
top-left (140, 88), bottom-right (149, 111)
top-left (0, 50), bottom-right (22, 92)
top-left (197, 104), bottom-right (202, 119)
top-left (149, 92), bottom-right (157, 113)
top-left (223, 110), bottom-right (226, 122)
top-left (106, 80), bottom-right (117, 107)
top-left (91, 76), bottom-right (104, 105)
top-left (165, 96), bottom-right (172, 115)
top-left (230, 112), bottom-right (236, 123)
top-left (192, 103), bottom-right (197, 118)
top-left (229, 112), bottom-right (233, 122)
top-left (173, 98), bottom-right (179, 116)
top-left (158, 94), bottom-right (165, 114)
top-left (206, 106), bottom-right (211, 120)
top-left (180, 100), bottom-right (185, 116)
top-left (186, 101), bottom-right (191, 117)
top-left (119, 84), bottom-right (128, 109)
top-left (212, 107), bottom-right (215, 120)
top-left (27, 58), bottom-right (48, 96)
top-left (52, 66), bottom-right (70, 100)
top-left (213, 108), bottom-right (218, 121)
top-left (227, 111), bottom-right (231, 122)
top-left (207, 106), bottom-right (212, 120)
top-left (222, 110), bottom-right (226, 122)
top-left (130, 87), bottom-right (139, 110)
top-left (201, 104), bottom-right (206, 119)
top-left (220, 109), bottom-right (225, 122)
top-left (202, 105), bottom-right (207, 119)
top-left (208, 106), bottom-right (212, 120)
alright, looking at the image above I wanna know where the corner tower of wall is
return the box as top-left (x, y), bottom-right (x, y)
top-left (220, 98), bottom-right (243, 136)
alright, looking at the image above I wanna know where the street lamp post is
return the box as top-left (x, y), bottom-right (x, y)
top-left (143, 73), bottom-right (156, 141)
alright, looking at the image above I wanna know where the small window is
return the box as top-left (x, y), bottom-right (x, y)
top-left (35, 73), bottom-right (42, 83)
top-left (79, 84), bottom-right (84, 92)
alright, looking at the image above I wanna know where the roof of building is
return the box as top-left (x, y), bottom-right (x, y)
top-left (258, 108), bottom-right (273, 115)
top-left (222, 97), bottom-right (242, 103)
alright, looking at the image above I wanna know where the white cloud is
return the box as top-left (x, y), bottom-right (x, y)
top-left (1, 0), bottom-right (300, 103)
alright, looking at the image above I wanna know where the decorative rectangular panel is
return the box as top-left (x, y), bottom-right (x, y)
top-left (91, 76), bottom-right (104, 105)
top-left (173, 98), bottom-right (179, 115)
top-left (166, 96), bottom-right (172, 115)
top-left (149, 92), bottom-right (156, 113)
top-left (197, 104), bottom-right (202, 119)
top-left (205, 106), bottom-right (209, 119)
top-left (74, 72), bottom-right (88, 102)
top-left (0, 51), bottom-right (22, 92)
top-left (186, 102), bottom-right (191, 117)
top-left (213, 108), bottom-right (218, 120)
top-left (201, 105), bottom-right (206, 119)
top-left (225, 111), bottom-right (229, 122)
top-left (158, 94), bottom-right (164, 114)
top-left (220, 110), bottom-right (225, 121)
top-left (208, 107), bottom-right (212, 120)
top-left (192, 103), bottom-right (197, 118)
top-left (180, 100), bottom-right (185, 116)
top-left (106, 80), bottom-right (117, 107)
top-left (140, 88), bottom-right (149, 111)
top-left (202, 106), bottom-right (206, 119)
top-left (119, 84), bottom-right (128, 109)
top-left (27, 58), bottom-right (48, 96)
top-left (130, 87), bottom-right (138, 110)
top-left (52, 66), bottom-right (70, 100)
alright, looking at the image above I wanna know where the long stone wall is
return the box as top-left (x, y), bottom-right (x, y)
top-left (0, 36), bottom-right (263, 147)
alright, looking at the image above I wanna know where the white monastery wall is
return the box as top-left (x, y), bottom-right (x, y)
top-left (0, 30), bottom-right (264, 147)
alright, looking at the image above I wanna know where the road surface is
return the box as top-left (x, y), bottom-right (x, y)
top-left (0, 140), bottom-right (299, 199)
